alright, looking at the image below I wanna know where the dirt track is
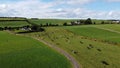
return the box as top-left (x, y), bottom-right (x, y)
top-left (34, 38), bottom-right (80, 68)
top-left (6, 30), bottom-right (80, 68)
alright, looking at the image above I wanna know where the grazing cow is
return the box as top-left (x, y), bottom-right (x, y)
top-left (89, 44), bottom-right (93, 48)
top-left (97, 49), bottom-right (101, 52)
top-left (80, 41), bottom-right (83, 44)
top-left (101, 61), bottom-right (109, 65)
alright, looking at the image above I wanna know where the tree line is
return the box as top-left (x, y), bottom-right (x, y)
top-left (63, 18), bottom-right (120, 26)
top-left (63, 18), bottom-right (92, 26)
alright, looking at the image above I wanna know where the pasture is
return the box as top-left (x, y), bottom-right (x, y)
top-left (25, 26), bottom-right (120, 68)
top-left (92, 24), bottom-right (120, 32)
top-left (92, 19), bottom-right (112, 24)
top-left (64, 25), bottom-right (120, 44)
top-left (0, 17), bottom-right (120, 68)
top-left (0, 31), bottom-right (71, 68)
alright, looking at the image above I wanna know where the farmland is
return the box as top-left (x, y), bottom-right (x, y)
top-left (0, 17), bottom-right (120, 68)
top-left (0, 17), bottom-right (30, 27)
top-left (0, 17), bottom-right (26, 21)
top-left (24, 24), bottom-right (120, 68)
top-left (0, 31), bottom-right (71, 68)
top-left (92, 19), bottom-right (112, 24)
top-left (0, 21), bottom-right (30, 27)
top-left (92, 24), bottom-right (120, 32)
top-left (64, 25), bottom-right (120, 43)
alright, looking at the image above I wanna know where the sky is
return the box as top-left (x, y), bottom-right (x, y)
top-left (0, 0), bottom-right (120, 19)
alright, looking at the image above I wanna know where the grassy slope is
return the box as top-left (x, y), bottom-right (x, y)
top-left (64, 25), bottom-right (120, 43)
top-left (0, 31), bottom-right (71, 68)
top-left (25, 27), bottom-right (120, 68)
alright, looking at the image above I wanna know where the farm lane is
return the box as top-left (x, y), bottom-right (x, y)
top-left (33, 38), bottom-right (81, 68)
top-left (6, 30), bottom-right (80, 68)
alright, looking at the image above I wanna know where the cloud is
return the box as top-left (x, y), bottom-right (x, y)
top-left (0, 4), bottom-right (7, 10)
top-left (54, 0), bottom-right (95, 5)
top-left (0, 0), bottom-right (56, 17)
top-left (0, 0), bottom-right (120, 19)
top-left (66, 0), bottom-right (95, 5)
top-left (106, 0), bottom-right (120, 2)
top-left (51, 8), bottom-right (120, 19)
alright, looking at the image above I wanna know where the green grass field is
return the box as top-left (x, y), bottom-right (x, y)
top-left (0, 17), bottom-right (26, 21)
top-left (25, 26), bottom-right (120, 68)
top-left (92, 24), bottom-right (120, 32)
top-left (0, 18), bottom-right (120, 68)
top-left (64, 25), bottom-right (120, 43)
top-left (92, 19), bottom-right (112, 24)
top-left (0, 31), bottom-right (71, 68)
top-left (0, 21), bottom-right (30, 27)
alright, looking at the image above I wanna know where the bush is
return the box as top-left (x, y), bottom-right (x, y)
top-left (63, 22), bottom-right (68, 26)
top-left (101, 21), bottom-right (105, 24)
top-left (31, 25), bottom-right (45, 32)
top-left (84, 18), bottom-right (92, 24)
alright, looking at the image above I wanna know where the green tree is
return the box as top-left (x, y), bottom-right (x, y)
top-left (31, 25), bottom-right (44, 32)
top-left (63, 22), bottom-right (68, 26)
top-left (85, 18), bottom-right (92, 24)
top-left (101, 21), bottom-right (105, 24)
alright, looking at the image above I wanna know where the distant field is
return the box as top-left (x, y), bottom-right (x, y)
top-left (29, 19), bottom-right (78, 25)
top-left (92, 24), bottom-right (120, 32)
top-left (64, 25), bottom-right (120, 43)
top-left (92, 19), bottom-right (112, 24)
top-left (0, 21), bottom-right (30, 27)
top-left (0, 17), bottom-right (26, 21)
top-left (25, 27), bottom-right (120, 68)
top-left (0, 31), bottom-right (71, 68)
top-left (29, 19), bottom-right (113, 25)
